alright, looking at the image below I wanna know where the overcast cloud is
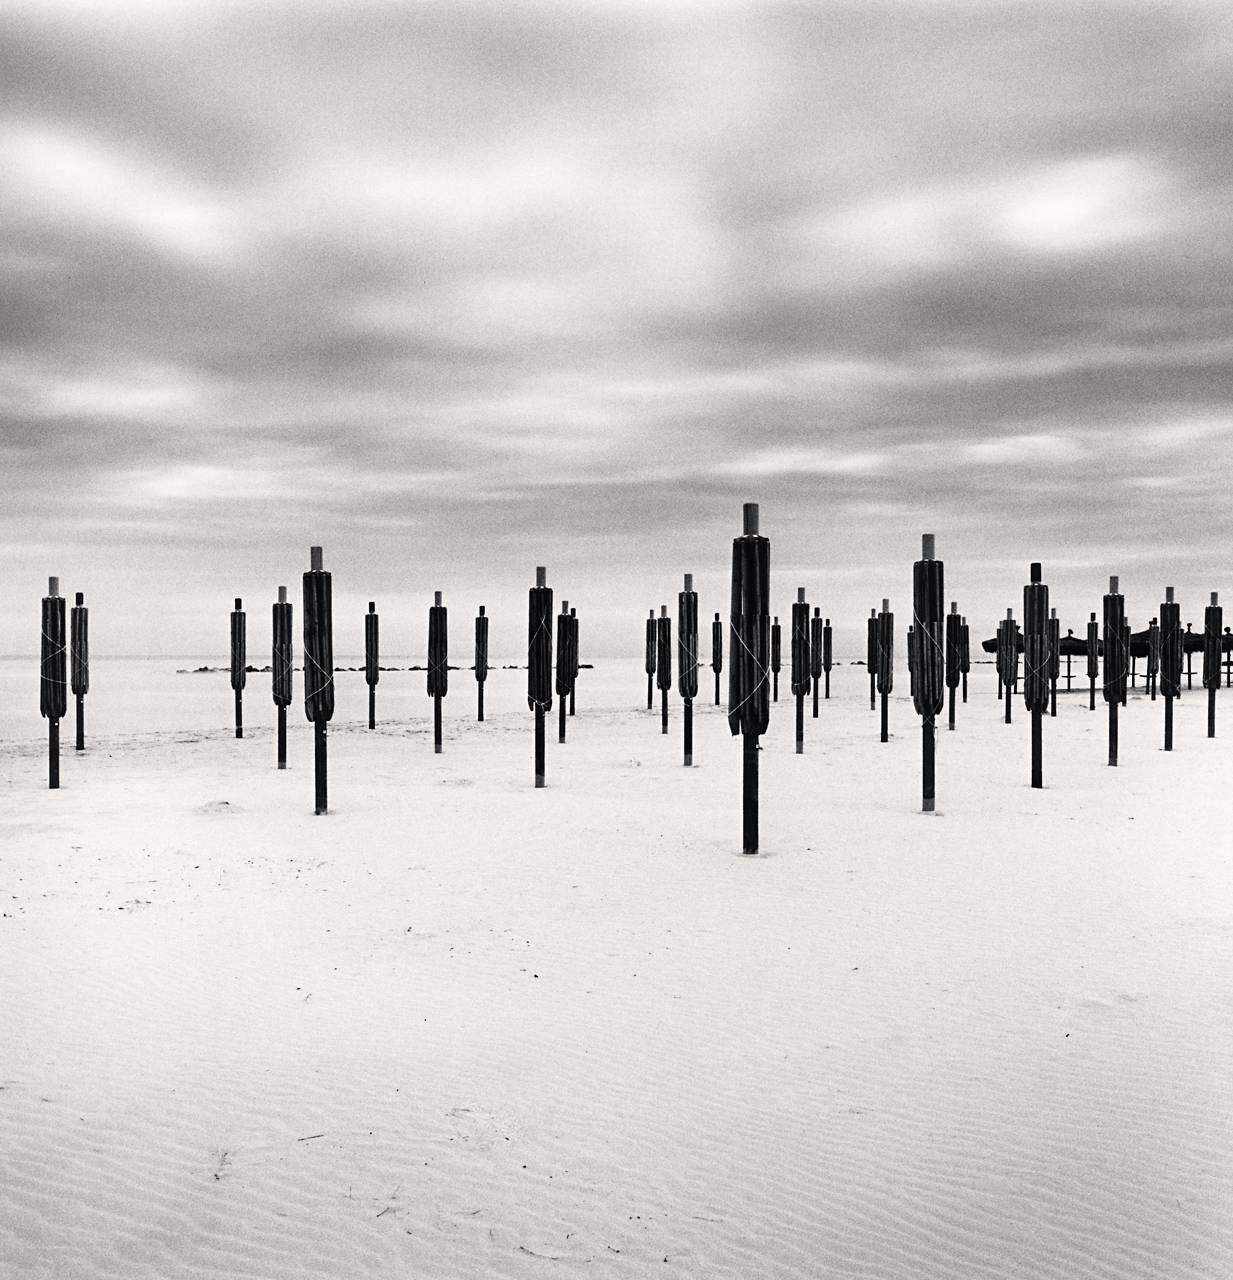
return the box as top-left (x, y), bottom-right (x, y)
top-left (2, 1), bottom-right (1231, 657)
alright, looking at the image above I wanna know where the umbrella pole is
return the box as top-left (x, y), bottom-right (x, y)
top-left (314, 715), bottom-right (327, 814)
top-left (569, 688), bottom-right (575, 717)
top-left (948, 685), bottom-right (955, 730)
top-left (49, 718), bottom-right (59, 790)
top-left (773, 671), bottom-right (778, 702)
top-left (1066, 653), bottom-right (1072, 691)
top-left (75, 693), bottom-right (84, 752)
top-left (368, 685), bottom-right (376, 730)
top-left (683, 699), bottom-right (692, 767)
top-left (277, 706), bottom-right (286, 770)
top-left (1187, 651), bottom-right (1192, 690)
top-left (1209, 686), bottom-right (1216, 739)
top-left (812, 676), bottom-right (818, 719)
top-left (922, 717), bottom-right (935, 812)
top-left (961, 670), bottom-right (966, 703)
top-left (869, 672), bottom-right (875, 711)
top-left (795, 691), bottom-right (804, 754)
top-left (235, 687), bottom-right (243, 739)
top-left (996, 675), bottom-right (1002, 701)
top-left (742, 727), bottom-right (758, 854)
top-left (1004, 681), bottom-right (1012, 725)
top-left (1108, 700), bottom-right (1118, 767)
top-left (1165, 695), bottom-right (1174, 751)
top-left (559, 697), bottom-right (567, 744)
top-left (1089, 674), bottom-right (1095, 711)
top-left (661, 687), bottom-right (668, 734)
top-left (534, 706), bottom-right (545, 788)
top-left (1050, 677), bottom-right (1057, 718)
top-left (714, 671), bottom-right (720, 706)
top-left (434, 694), bottom-right (443, 754)
top-left (825, 670), bottom-right (831, 699)
top-left (647, 674), bottom-right (653, 710)
top-left (1031, 706), bottom-right (1043, 789)
top-left (880, 690), bottom-right (888, 743)
top-left (478, 683), bottom-right (484, 722)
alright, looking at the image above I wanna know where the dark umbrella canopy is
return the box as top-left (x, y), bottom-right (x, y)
top-left (556, 603), bottom-right (577, 699)
top-left (302, 550), bottom-right (334, 723)
top-left (365, 602), bottom-right (379, 688)
top-left (1056, 630), bottom-right (1094, 657)
top-left (230, 598), bottom-right (246, 692)
top-left (428, 595), bottom-right (448, 698)
top-left (727, 519), bottom-right (770, 738)
top-left (982, 633), bottom-right (1025, 654)
top-left (678, 584), bottom-right (699, 701)
top-left (70, 592), bottom-right (89, 698)
top-left (1022, 567), bottom-right (1050, 713)
top-left (656, 608), bottom-right (673, 693)
top-left (272, 590), bottom-right (293, 707)
top-left (911, 554), bottom-right (944, 717)
top-left (41, 580), bottom-right (67, 722)
top-left (711, 612), bottom-right (723, 675)
top-left (475, 607), bottom-right (489, 683)
top-left (791, 594), bottom-right (810, 697)
top-left (809, 608), bottom-right (823, 681)
top-left (527, 576), bottom-right (553, 712)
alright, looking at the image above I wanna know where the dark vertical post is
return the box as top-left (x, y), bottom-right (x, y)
top-left (1048, 608), bottom-right (1059, 717)
top-left (1161, 587), bottom-right (1180, 751)
top-left (912, 535), bottom-right (945, 813)
top-left (429, 590), bottom-right (446, 754)
top-left (1186, 624), bottom-right (1194, 690)
top-left (1002, 610), bottom-right (1015, 725)
top-left (314, 717), bottom-right (327, 814)
top-left (867, 608), bottom-right (877, 710)
top-left (272, 585), bottom-right (292, 770)
top-left (41, 577), bottom-right (66, 790)
top-left (569, 606), bottom-right (578, 717)
top-left (1104, 576), bottom-right (1125, 767)
top-left (730, 502), bottom-right (770, 855)
top-left (71, 591), bottom-right (88, 752)
top-left (945, 601), bottom-right (960, 731)
top-left (810, 607), bottom-right (822, 719)
top-left (365, 600), bottom-right (379, 729)
top-left (646, 609), bottom-right (656, 710)
top-left (1087, 612), bottom-right (1099, 711)
top-left (475, 605), bottom-right (488, 723)
top-left (679, 574), bottom-right (699, 766)
top-left (231, 597), bottom-right (245, 739)
top-left (960, 616), bottom-right (969, 703)
top-left (529, 567), bottom-right (552, 788)
top-left (303, 546), bottom-right (334, 814)
top-left (558, 599), bottom-right (570, 744)
top-left (877, 598), bottom-right (893, 744)
top-left (658, 604), bottom-right (671, 734)
top-left (771, 616), bottom-right (781, 703)
top-left (1204, 592), bottom-right (1221, 739)
top-left (823, 617), bottom-right (832, 700)
top-left (791, 587), bottom-right (808, 754)
top-left (1024, 564), bottom-right (1049, 790)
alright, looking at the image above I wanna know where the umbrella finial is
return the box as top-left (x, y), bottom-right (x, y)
top-left (562, 599), bottom-right (569, 614)
top-left (479, 604), bottom-right (485, 616)
top-left (714, 611), bottom-right (720, 620)
top-left (814, 606), bottom-right (820, 617)
top-left (881, 599), bottom-right (889, 614)
top-left (1051, 606), bottom-right (1056, 618)
top-left (922, 533), bottom-right (935, 560)
top-left (1007, 607), bottom-right (1013, 619)
top-left (75, 590), bottom-right (83, 605)
top-left (661, 604), bottom-right (668, 617)
top-left (1030, 562), bottom-right (1041, 584)
top-left (310, 546), bottom-right (323, 571)
top-left (1166, 586), bottom-right (1174, 603)
top-left (1109, 575), bottom-right (1119, 594)
top-left (48, 576), bottom-right (59, 597)
top-left (434, 591), bottom-right (442, 607)
top-left (825, 617), bottom-right (830, 625)
top-left (278, 585), bottom-right (287, 603)
top-left (742, 502), bottom-right (759, 536)
top-left (797, 586), bottom-right (805, 602)
top-left (950, 600), bottom-right (958, 614)
top-left (235, 597), bottom-right (242, 611)
top-left (536, 567), bottom-right (547, 587)
top-left (1213, 591), bottom-right (1220, 607)
top-left (684, 573), bottom-right (693, 593)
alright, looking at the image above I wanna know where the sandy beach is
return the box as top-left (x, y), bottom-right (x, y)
top-left (3, 661), bottom-right (1230, 1278)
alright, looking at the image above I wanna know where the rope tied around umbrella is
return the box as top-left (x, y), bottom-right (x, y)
top-left (728, 620), bottom-right (770, 721)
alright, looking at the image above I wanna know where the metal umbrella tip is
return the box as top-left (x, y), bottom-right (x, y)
top-left (310, 546), bottom-right (323, 570)
top-left (684, 573), bottom-right (693, 592)
top-left (797, 587), bottom-right (805, 602)
top-left (1109, 575), bottom-right (1119, 594)
top-left (75, 591), bottom-right (84, 606)
top-left (1030, 562), bottom-right (1041, 583)
top-left (235, 597), bottom-right (242, 611)
top-left (742, 502), bottom-right (759, 535)
top-left (48, 576), bottom-right (59, 597)
top-left (368, 600), bottom-right (375, 612)
top-left (278, 586), bottom-right (287, 603)
top-left (922, 533), bottom-right (935, 560)
top-left (434, 591), bottom-right (442, 607)
top-left (536, 566), bottom-right (547, 587)
top-left (1166, 587), bottom-right (1174, 603)
top-left (479, 605), bottom-right (485, 616)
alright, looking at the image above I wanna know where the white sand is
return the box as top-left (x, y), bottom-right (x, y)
top-left (2, 662), bottom-right (1231, 1278)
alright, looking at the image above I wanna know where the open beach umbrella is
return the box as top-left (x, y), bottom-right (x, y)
top-left (428, 592), bottom-right (448, 754)
top-left (1145, 618), bottom-right (1160, 701)
top-left (569, 607), bottom-right (579, 717)
top-left (41, 577), bottom-right (67, 790)
top-left (528, 567), bottom-right (553, 788)
top-left (866, 608), bottom-right (877, 710)
top-left (1103, 576), bottom-right (1126, 766)
top-left (555, 599), bottom-right (576, 744)
top-left (945, 602), bottom-right (961, 730)
top-left (474, 606), bottom-right (488, 722)
top-left (1160, 587), bottom-right (1182, 750)
top-left (711, 611), bottom-right (723, 707)
top-left (272, 586), bottom-right (293, 770)
top-left (70, 591), bottom-right (88, 752)
top-left (809, 607), bottom-right (823, 718)
top-left (911, 536), bottom-right (945, 812)
top-left (645, 609), bottom-right (656, 710)
top-left (1057, 627), bottom-right (1085, 693)
top-left (302, 546), bottom-right (334, 815)
top-left (1023, 564), bottom-right (1050, 790)
top-left (791, 588), bottom-right (810, 754)
top-left (678, 575), bottom-right (699, 766)
top-left (876, 598), bottom-right (894, 744)
top-left (365, 601), bottom-right (379, 730)
top-left (230, 597), bottom-right (246, 739)
top-left (728, 503), bottom-right (770, 856)
top-left (1048, 608), bottom-right (1060, 716)
top-left (1203, 593), bottom-right (1222, 738)
top-left (771, 616), bottom-right (782, 702)
top-left (656, 604), bottom-right (672, 735)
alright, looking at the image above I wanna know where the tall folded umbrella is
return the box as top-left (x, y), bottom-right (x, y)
top-left (960, 616), bottom-right (970, 704)
top-left (866, 608), bottom-right (878, 711)
top-left (70, 591), bottom-right (88, 752)
top-left (1086, 612), bottom-right (1099, 711)
top-left (945, 602), bottom-right (961, 731)
top-left (711, 612), bottom-right (723, 707)
top-left (475, 606), bottom-right (489, 722)
top-left (569, 607), bottom-right (579, 717)
top-left (656, 604), bottom-right (672, 735)
top-left (556, 599), bottom-right (575, 744)
top-left (1121, 617), bottom-right (1131, 707)
top-left (791, 587), bottom-right (810, 754)
top-left (997, 610), bottom-right (1019, 724)
top-left (528, 567), bottom-right (553, 787)
top-left (809, 607), bottom-right (823, 719)
top-left (678, 575), bottom-right (699, 766)
top-left (1160, 587), bottom-right (1182, 750)
top-left (428, 591), bottom-right (448, 754)
top-left (302, 546), bottom-right (334, 815)
top-left (645, 609), bottom-right (656, 710)
top-left (1103, 576), bottom-right (1126, 766)
top-left (230, 598), bottom-right (246, 739)
top-left (907, 624), bottom-right (916, 700)
top-left (1146, 617), bottom-right (1160, 702)
top-left (1225, 626), bottom-right (1232, 688)
top-left (823, 616), bottom-right (834, 700)
top-left (771, 616), bottom-right (782, 702)
top-left (365, 601), bottom-right (379, 730)
top-left (1048, 608), bottom-right (1060, 717)
top-left (876, 598), bottom-right (894, 745)
top-left (1203, 592), bottom-right (1222, 738)
top-left (1022, 564), bottom-right (1050, 790)
top-left (41, 576), bottom-right (67, 790)
top-left (912, 536), bottom-right (945, 811)
top-left (728, 503), bottom-right (770, 856)
top-left (272, 586), bottom-right (293, 770)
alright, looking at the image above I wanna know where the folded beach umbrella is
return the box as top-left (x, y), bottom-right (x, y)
top-left (945, 602), bottom-right (961, 730)
top-left (70, 591), bottom-right (88, 752)
top-left (1225, 627), bottom-right (1232, 688)
top-left (711, 611), bottom-right (723, 707)
top-left (656, 604), bottom-right (672, 735)
top-left (41, 577), bottom-right (67, 790)
top-left (1160, 587), bottom-right (1182, 750)
top-left (728, 503), bottom-right (770, 855)
top-left (303, 547), bottom-right (334, 815)
top-left (1048, 608), bottom-right (1060, 717)
top-left (911, 537), bottom-right (945, 812)
top-left (997, 610), bottom-right (1019, 724)
top-left (771, 616), bottom-right (782, 703)
top-left (569, 607), bottom-right (579, 717)
top-left (1146, 617), bottom-right (1160, 701)
top-left (1022, 564), bottom-right (1050, 790)
top-left (365, 601), bottom-right (379, 730)
top-left (1203, 592), bottom-right (1222, 738)
top-left (960, 616), bottom-right (970, 703)
top-left (866, 608), bottom-right (878, 710)
top-left (1086, 612), bottom-right (1100, 711)
top-left (678, 575), bottom-right (699, 766)
top-left (645, 609), bottom-right (657, 710)
top-left (556, 599), bottom-right (576, 744)
top-left (272, 586), bottom-right (293, 770)
top-left (876, 598), bottom-right (894, 744)
top-left (231, 597), bottom-right (246, 739)
top-left (428, 592), bottom-right (448, 754)
top-left (475, 606), bottom-right (489, 722)
top-left (1103, 576), bottom-right (1126, 766)
top-left (907, 624), bottom-right (916, 699)
top-left (791, 588), bottom-right (810, 755)
top-left (823, 616), bottom-right (834, 700)
top-left (528, 567), bottom-right (553, 788)
top-left (809, 607), bottom-right (823, 718)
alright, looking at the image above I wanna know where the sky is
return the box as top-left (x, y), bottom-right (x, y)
top-left (3, 0), bottom-right (1231, 658)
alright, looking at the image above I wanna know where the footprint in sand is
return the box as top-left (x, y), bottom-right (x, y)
top-left (195, 800), bottom-right (240, 815)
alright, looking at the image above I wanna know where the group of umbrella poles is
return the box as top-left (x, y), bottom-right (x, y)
top-left (36, 509), bottom-right (1231, 850)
